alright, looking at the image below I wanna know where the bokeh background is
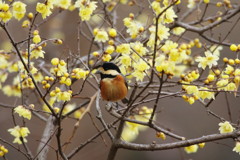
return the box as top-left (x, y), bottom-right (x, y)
top-left (0, 0), bottom-right (240, 160)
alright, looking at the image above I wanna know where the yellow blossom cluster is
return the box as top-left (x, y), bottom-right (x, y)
top-left (74, 107), bottom-right (86, 119)
top-left (8, 126), bottom-right (30, 144)
top-left (92, 28), bottom-right (118, 62)
top-left (0, 145), bottom-right (8, 157)
top-left (71, 68), bottom-right (89, 79)
top-left (50, 58), bottom-right (68, 77)
top-left (218, 121), bottom-right (235, 134)
top-left (115, 41), bottom-right (150, 81)
top-left (0, 1), bottom-right (12, 22)
top-left (121, 106), bottom-right (154, 142)
top-left (216, 0), bottom-right (232, 8)
top-left (184, 143), bottom-right (205, 154)
top-left (14, 105), bottom-right (33, 120)
top-left (0, 0), bottom-right (240, 158)
top-left (212, 57), bottom-right (240, 92)
top-left (155, 40), bottom-right (195, 76)
top-left (49, 87), bottom-right (72, 102)
top-left (41, 75), bottom-right (55, 89)
top-left (156, 132), bottom-right (166, 140)
top-left (75, 0), bottom-right (97, 21)
top-left (36, 0), bottom-right (73, 19)
top-left (195, 50), bottom-right (220, 70)
top-left (93, 28), bottom-right (109, 43)
top-left (53, 103), bottom-right (76, 115)
top-left (123, 13), bottom-right (144, 39)
top-left (0, 54), bottom-right (43, 97)
top-left (0, 1), bottom-right (26, 23)
top-left (233, 142), bottom-right (240, 155)
top-left (12, 1), bottom-right (26, 21)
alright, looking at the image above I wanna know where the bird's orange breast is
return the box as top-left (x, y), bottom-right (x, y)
top-left (100, 75), bottom-right (128, 102)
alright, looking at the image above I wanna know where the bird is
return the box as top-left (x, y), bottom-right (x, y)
top-left (98, 62), bottom-right (128, 102)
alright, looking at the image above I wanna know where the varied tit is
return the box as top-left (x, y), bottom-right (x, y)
top-left (98, 62), bottom-right (128, 102)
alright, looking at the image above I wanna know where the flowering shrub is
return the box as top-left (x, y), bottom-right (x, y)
top-left (0, 0), bottom-right (240, 159)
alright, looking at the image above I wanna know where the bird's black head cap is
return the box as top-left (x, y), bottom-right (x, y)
top-left (102, 62), bottom-right (121, 73)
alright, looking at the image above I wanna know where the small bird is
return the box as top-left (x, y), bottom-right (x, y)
top-left (98, 62), bottom-right (128, 102)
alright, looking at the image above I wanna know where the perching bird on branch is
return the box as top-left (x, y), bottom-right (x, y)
top-left (98, 62), bottom-right (128, 103)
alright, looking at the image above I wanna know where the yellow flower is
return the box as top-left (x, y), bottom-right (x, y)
top-left (172, 27), bottom-right (185, 35)
top-left (121, 121), bottom-right (139, 142)
top-left (233, 142), bottom-right (240, 154)
top-left (203, 0), bottom-right (210, 3)
top-left (56, 91), bottom-right (72, 102)
top-left (0, 2), bottom-right (10, 12)
top-left (92, 51), bottom-right (100, 57)
top-left (218, 121), bottom-right (235, 133)
top-left (62, 103), bottom-right (76, 115)
top-left (157, 24), bottom-right (170, 41)
top-left (216, 79), bottom-right (228, 90)
top-left (42, 97), bottom-right (56, 113)
top-left (132, 70), bottom-right (145, 81)
top-left (184, 144), bottom-right (198, 154)
top-left (164, 7), bottom-right (177, 23)
top-left (198, 87), bottom-right (215, 100)
top-left (8, 126), bottom-right (30, 144)
top-left (155, 55), bottom-right (175, 74)
top-left (0, 10), bottom-right (12, 23)
top-left (2, 85), bottom-right (21, 97)
top-left (0, 54), bottom-right (8, 69)
top-left (125, 20), bottom-right (143, 39)
top-left (130, 41), bottom-right (148, 56)
top-left (36, 3), bottom-right (52, 19)
top-left (105, 45), bottom-right (115, 54)
top-left (56, 0), bottom-right (71, 9)
top-left (102, 54), bottom-right (111, 62)
top-left (0, 145), bottom-right (8, 157)
top-left (12, 1), bottom-right (26, 20)
top-left (225, 82), bottom-right (236, 91)
top-left (108, 28), bottom-right (117, 38)
top-left (60, 77), bottom-right (72, 86)
top-left (196, 51), bottom-right (219, 70)
top-left (156, 132), bottom-right (166, 140)
top-left (169, 48), bottom-right (184, 62)
top-left (234, 69), bottom-right (240, 76)
top-left (147, 27), bottom-right (159, 48)
top-left (14, 105), bottom-right (32, 120)
top-left (230, 44), bottom-right (238, 52)
top-left (135, 106), bottom-right (154, 131)
top-left (161, 40), bottom-right (178, 54)
top-left (133, 59), bottom-right (150, 72)
top-left (187, 0), bottom-right (196, 8)
top-left (71, 68), bottom-right (89, 79)
top-left (51, 58), bottom-right (60, 65)
top-left (33, 35), bottom-right (41, 44)
top-left (76, 1), bottom-right (97, 21)
top-left (118, 55), bottom-right (131, 67)
top-left (123, 17), bottom-right (132, 27)
top-left (22, 20), bottom-right (30, 28)
top-left (198, 143), bottom-right (205, 148)
top-left (116, 43), bottom-right (131, 54)
top-left (51, 61), bottom-right (68, 77)
top-left (188, 96), bottom-right (195, 104)
top-left (94, 29), bottom-right (109, 43)
top-left (151, 1), bottom-right (162, 15)
top-left (30, 46), bottom-right (45, 59)
top-left (74, 107), bottom-right (85, 119)
top-left (79, 7), bottom-right (92, 21)
top-left (184, 85), bottom-right (199, 95)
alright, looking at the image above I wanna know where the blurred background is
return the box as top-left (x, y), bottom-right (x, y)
top-left (0, 0), bottom-right (240, 160)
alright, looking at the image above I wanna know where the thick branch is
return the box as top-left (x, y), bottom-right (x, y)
top-left (116, 131), bottom-right (240, 151)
